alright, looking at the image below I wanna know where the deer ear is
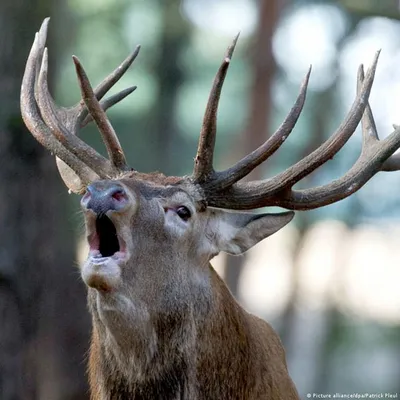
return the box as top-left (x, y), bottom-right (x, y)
top-left (56, 158), bottom-right (86, 194)
top-left (208, 209), bottom-right (294, 255)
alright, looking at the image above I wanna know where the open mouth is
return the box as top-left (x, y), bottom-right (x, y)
top-left (88, 215), bottom-right (126, 260)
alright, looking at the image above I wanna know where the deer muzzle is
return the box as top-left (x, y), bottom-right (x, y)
top-left (80, 180), bottom-right (134, 292)
top-left (81, 181), bottom-right (129, 215)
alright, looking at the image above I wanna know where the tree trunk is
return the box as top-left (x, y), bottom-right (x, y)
top-left (0, 2), bottom-right (90, 399)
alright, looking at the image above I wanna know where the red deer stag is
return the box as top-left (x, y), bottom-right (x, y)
top-left (21, 18), bottom-right (400, 400)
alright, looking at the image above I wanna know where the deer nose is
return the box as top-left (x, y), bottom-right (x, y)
top-left (81, 181), bottom-right (128, 214)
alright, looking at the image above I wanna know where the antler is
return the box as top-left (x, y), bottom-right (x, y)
top-left (192, 40), bottom-right (400, 210)
top-left (22, 20), bottom-right (400, 206)
top-left (21, 18), bottom-right (139, 193)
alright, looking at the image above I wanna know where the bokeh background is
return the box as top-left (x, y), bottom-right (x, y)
top-left (1, 0), bottom-right (400, 398)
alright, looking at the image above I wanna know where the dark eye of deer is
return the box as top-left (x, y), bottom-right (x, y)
top-left (176, 206), bottom-right (191, 221)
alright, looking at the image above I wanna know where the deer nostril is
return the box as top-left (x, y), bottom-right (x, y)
top-left (82, 181), bottom-right (128, 214)
top-left (111, 189), bottom-right (126, 202)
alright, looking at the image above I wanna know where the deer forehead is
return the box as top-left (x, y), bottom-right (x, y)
top-left (117, 174), bottom-right (205, 208)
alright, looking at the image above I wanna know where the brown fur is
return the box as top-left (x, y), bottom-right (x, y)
top-left (88, 269), bottom-right (298, 399)
top-left (79, 176), bottom-right (299, 399)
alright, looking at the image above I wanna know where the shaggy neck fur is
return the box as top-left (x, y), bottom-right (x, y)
top-left (86, 266), bottom-right (299, 400)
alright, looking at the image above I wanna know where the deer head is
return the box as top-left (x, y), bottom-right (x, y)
top-left (21, 18), bottom-right (400, 399)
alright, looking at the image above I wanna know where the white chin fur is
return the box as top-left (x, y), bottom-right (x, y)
top-left (81, 255), bottom-right (123, 292)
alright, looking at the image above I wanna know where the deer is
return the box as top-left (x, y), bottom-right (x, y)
top-left (20, 18), bottom-right (400, 400)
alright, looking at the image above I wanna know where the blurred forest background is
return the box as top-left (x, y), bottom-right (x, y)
top-left (1, 0), bottom-right (400, 398)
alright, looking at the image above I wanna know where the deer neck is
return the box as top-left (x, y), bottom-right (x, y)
top-left (86, 263), bottom-right (250, 398)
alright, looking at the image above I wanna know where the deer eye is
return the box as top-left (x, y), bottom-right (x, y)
top-left (176, 206), bottom-right (191, 221)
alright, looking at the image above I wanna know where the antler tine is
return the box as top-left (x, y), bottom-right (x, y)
top-left (206, 66), bottom-right (312, 191)
top-left (203, 53), bottom-right (400, 210)
top-left (94, 46), bottom-right (141, 101)
top-left (81, 86), bottom-right (137, 128)
top-left (357, 65), bottom-right (400, 173)
top-left (357, 64), bottom-right (379, 147)
top-left (78, 46), bottom-right (141, 127)
top-left (73, 56), bottom-right (129, 171)
top-left (37, 47), bottom-right (115, 176)
top-left (192, 33), bottom-right (240, 183)
top-left (21, 19), bottom-right (99, 192)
